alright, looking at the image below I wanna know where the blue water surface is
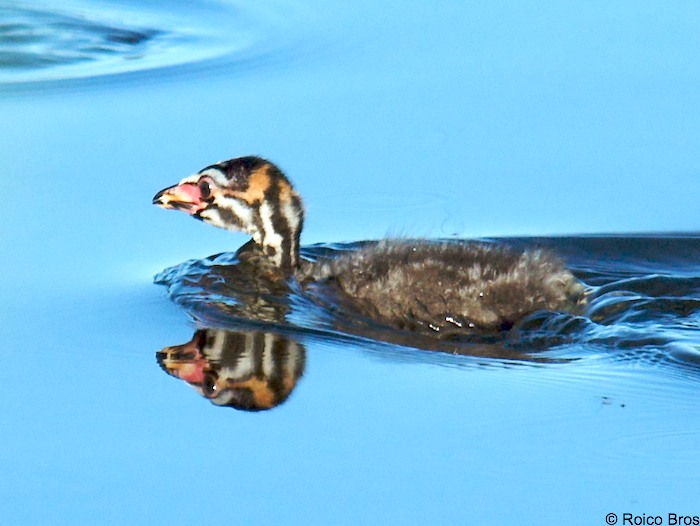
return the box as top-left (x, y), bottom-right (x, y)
top-left (1, 0), bottom-right (699, 524)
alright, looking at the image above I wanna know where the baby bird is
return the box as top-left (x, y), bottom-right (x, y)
top-left (153, 156), bottom-right (585, 335)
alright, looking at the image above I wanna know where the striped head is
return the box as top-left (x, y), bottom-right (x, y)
top-left (156, 328), bottom-right (306, 411)
top-left (153, 156), bottom-right (304, 271)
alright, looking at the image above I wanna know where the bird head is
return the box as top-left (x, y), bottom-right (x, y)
top-left (156, 328), bottom-right (306, 411)
top-left (153, 156), bottom-right (304, 270)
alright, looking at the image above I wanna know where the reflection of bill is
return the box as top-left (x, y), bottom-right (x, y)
top-left (157, 329), bottom-right (305, 411)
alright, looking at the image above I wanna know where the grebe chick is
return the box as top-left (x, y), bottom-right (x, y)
top-left (153, 156), bottom-right (586, 334)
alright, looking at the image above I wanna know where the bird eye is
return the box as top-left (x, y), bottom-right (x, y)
top-left (201, 372), bottom-right (219, 397)
top-left (198, 179), bottom-right (212, 199)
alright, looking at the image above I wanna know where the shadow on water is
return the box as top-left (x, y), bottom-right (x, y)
top-left (155, 234), bottom-right (700, 410)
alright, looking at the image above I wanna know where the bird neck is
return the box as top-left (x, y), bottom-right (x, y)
top-left (250, 199), bottom-right (303, 273)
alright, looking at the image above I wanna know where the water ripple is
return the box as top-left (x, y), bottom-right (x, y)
top-left (0, 0), bottom-right (261, 87)
top-left (154, 236), bottom-right (700, 376)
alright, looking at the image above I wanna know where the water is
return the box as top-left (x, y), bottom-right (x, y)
top-left (0, 0), bottom-right (281, 88)
top-left (2, 1), bottom-right (700, 524)
top-left (153, 235), bottom-right (700, 415)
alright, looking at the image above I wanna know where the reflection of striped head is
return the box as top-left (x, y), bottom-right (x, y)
top-left (153, 156), bottom-right (304, 272)
top-left (156, 329), bottom-right (306, 411)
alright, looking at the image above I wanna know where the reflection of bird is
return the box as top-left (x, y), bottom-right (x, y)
top-left (157, 329), bottom-right (305, 411)
top-left (154, 156), bottom-right (586, 334)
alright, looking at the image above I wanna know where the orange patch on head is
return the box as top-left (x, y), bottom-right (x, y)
top-left (277, 179), bottom-right (294, 203)
top-left (282, 376), bottom-right (296, 393)
top-left (228, 377), bottom-right (276, 408)
top-left (227, 165), bottom-right (271, 204)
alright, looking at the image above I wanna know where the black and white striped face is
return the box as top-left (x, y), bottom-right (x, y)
top-left (156, 328), bottom-right (306, 411)
top-left (153, 156), bottom-right (304, 270)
